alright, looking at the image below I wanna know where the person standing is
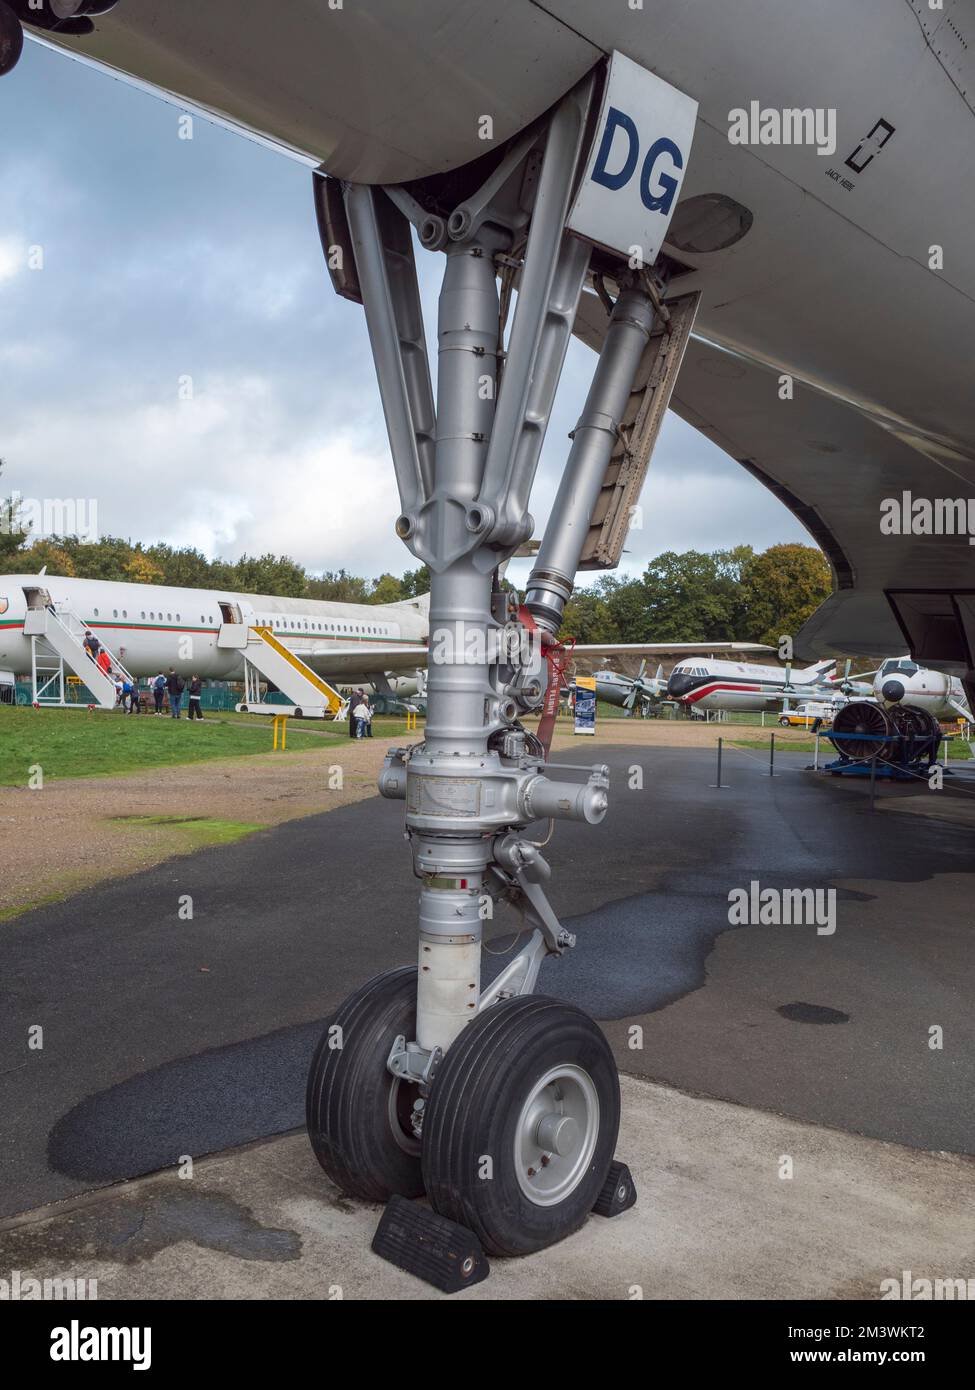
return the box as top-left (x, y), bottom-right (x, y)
top-left (352, 697), bottom-right (370, 739)
top-left (349, 688), bottom-right (364, 739)
top-left (166, 668), bottom-right (185, 719)
top-left (363, 694), bottom-right (374, 738)
top-left (152, 672), bottom-right (166, 715)
top-left (188, 675), bottom-right (204, 721)
top-left (129, 679), bottom-right (142, 715)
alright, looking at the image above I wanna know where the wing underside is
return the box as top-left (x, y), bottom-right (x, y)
top-left (575, 296), bottom-right (975, 673)
top-left (301, 645), bottom-right (430, 680)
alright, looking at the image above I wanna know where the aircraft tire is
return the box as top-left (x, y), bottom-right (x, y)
top-left (306, 966), bottom-right (424, 1201)
top-left (0, 4), bottom-right (23, 78)
top-left (421, 997), bottom-right (620, 1257)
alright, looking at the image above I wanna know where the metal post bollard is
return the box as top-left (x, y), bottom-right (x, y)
top-left (710, 736), bottom-right (728, 789)
top-left (769, 732), bottom-right (775, 777)
top-left (869, 753), bottom-right (877, 810)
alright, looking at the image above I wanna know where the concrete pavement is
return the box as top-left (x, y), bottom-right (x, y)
top-left (2, 1074), bottom-right (972, 1300)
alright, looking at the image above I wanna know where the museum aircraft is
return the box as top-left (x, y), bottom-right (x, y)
top-left (0, 571), bottom-right (777, 705)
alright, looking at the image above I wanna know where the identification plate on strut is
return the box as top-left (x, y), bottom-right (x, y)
top-left (567, 51), bottom-right (698, 266)
top-left (408, 776), bottom-right (481, 818)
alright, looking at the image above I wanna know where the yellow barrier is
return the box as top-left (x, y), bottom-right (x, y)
top-left (272, 714), bottom-right (288, 750)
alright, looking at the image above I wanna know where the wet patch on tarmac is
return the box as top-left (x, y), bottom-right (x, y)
top-left (0, 1188), bottom-right (300, 1266)
top-left (776, 1001), bottom-right (851, 1025)
top-left (48, 1023), bottom-right (319, 1183)
top-left (4, 742), bottom-right (973, 1216)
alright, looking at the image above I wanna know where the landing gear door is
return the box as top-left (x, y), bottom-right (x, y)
top-left (566, 51), bottom-right (698, 267)
top-left (578, 289), bottom-right (700, 569)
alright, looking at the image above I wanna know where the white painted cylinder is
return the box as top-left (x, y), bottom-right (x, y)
top-left (416, 936), bottom-right (481, 1052)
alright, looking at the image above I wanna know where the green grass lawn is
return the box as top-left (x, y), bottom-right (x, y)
top-left (0, 705), bottom-right (353, 786)
top-left (111, 814), bottom-right (265, 847)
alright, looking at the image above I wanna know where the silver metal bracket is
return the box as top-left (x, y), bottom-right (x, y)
top-left (490, 834), bottom-right (578, 955)
top-left (477, 928), bottom-right (550, 1013)
top-left (387, 1034), bottom-right (443, 1087)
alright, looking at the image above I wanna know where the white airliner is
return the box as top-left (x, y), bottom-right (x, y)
top-left (0, 571), bottom-right (430, 688)
top-left (668, 653), bottom-right (973, 720)
top-left (667, 655), bottom-right (839, 714)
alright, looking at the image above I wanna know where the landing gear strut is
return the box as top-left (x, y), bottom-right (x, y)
top-left (305, 67), bottom-right (676, 1262)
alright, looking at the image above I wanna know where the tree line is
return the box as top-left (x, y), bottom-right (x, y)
top-left (1, 466), bottom-right (831, 645)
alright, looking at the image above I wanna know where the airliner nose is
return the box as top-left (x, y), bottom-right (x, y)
top-left (667, 672), bottom-right (695, 698)
top-left (881, 679), bottom-right (905, 703)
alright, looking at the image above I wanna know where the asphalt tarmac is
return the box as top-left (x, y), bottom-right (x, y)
top-left (2, 742), bottom-right (973, 1217)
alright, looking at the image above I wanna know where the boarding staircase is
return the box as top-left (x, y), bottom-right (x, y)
top-left (23, 601), bottom-right (134, 709)
top-left (219, 623), bottom-right (346, 720)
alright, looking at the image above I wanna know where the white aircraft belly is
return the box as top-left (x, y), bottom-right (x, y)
top-left (697, 691), bottom-right (768, 713)
top-left (35, 0), bottom-right (599, 182)
top-left (36, 0), bottom-right (975, 459)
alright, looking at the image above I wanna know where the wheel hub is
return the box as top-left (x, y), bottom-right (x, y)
top-left (515, 1064), bottom-right (599, 1206)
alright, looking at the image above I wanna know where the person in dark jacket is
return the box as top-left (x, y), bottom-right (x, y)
top-left (166, 668), bottom-right (185, 719)
top-left (152, 672), bottom-right (166, 714)
top-left (187, 676), bottom-right (204, 721)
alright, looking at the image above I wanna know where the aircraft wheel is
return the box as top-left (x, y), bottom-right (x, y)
top-left (422, 997), bottom-right (620, 1256)
top-left (0, 4), bottom-right (23, 78)
top-left (306, 966), bottom-right (423, 1201)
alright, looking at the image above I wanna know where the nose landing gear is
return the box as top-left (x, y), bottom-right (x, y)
top-left (304, 63), bottom-right (669, 1281)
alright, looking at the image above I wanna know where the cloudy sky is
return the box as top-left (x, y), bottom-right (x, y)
top-left (0, 36), bottom-right (807, 590)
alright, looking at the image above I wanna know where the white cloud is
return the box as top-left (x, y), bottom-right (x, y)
top-left (1, 373), bottom-right (398, 574)
top-left (0, 40), bottom-right (808, 588)
top-left (0, 236), bottom-right (25, 284)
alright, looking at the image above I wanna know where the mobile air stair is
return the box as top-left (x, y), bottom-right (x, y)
top-left (220, 623), bottom-right (346, 720)
top-left (23, 599), bottom-right (132, 709)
